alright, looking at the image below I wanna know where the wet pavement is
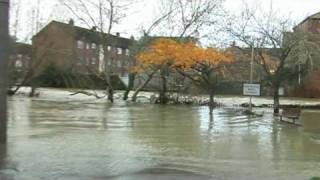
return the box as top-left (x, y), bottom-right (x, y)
top-left (1, 88), bottom-right (320, 179)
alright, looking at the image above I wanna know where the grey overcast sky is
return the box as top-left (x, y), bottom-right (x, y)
top-left (11, 0), bottom-right (320, 41)
top-left (118, 0), bottom-right (320, 38)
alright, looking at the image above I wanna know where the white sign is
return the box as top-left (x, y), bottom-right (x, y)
top-left (243, 83), bottom-right (261, 96)
top-left (278, 87), bottom-right (285, 96)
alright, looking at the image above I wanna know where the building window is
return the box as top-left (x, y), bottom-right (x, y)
top-left (91, 57), bottom-right (97, 65)
top-left (92, 43), bottom-right (97, 49)
top-left (125, 49), bottom-right (130, 56)
top-left (117, 48), bottom-right (122, 55)
top-left (15, 60), bottom-right (23, 68)
top-left (77, 40), bottom-right (84, 49)
top-left (86, 43), bottom-right (91, 49)
top-left (117, 60), bottom-right (121, 67)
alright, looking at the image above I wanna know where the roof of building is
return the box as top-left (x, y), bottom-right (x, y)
top-left (294, 11), bottom-right (320, 30)
top-left (33, 20), bottom-right (134, 48)
top-left (228, 45), bottom-right (282, 59)
top-left (11, 42), bottom-right (32, 55)
top-left (309, 12), bottom-right (320, 19)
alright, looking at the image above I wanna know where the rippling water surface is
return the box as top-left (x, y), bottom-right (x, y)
top-left (1, 89), bottom-right (320, 179)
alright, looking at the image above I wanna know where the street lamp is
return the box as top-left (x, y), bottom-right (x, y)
top-left (0, 0), bottom-right (10, 144)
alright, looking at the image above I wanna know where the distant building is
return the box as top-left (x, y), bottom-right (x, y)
top-left (222, 45), bottom-right (268, 95)
top-left (8, 42), bottom-right (32, 85)
top-left (32, 20), bottom-right (134, 77)
top-left (287, 12), bottom-right (320, 72)
top-left (294, 12), bottom-right (320, 34)
top-left (9, 42), bottom-right (32, 72)
top-left (285, 12), bottom-right (320, 97)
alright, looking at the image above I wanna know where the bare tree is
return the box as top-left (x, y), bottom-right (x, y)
top-left (10, 0), bottom-right (22, 39)
top-left (8, 0), bottom-right (59, 96)
top-left (153, 0), bottom-right (225, 38)
top-left (226, 2), bottom-right (317, 114)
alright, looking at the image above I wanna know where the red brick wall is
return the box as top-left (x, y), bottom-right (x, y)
top-left (292, 71), bottom-right (320, 98)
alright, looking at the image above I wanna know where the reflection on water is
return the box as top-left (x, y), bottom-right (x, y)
top-left (2, 89), bottom-right (320, 179)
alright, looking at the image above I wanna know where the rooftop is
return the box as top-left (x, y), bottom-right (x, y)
top-left (33, 20), bottom-right (135, 48)
top-left (294, 11), bottom-right (320, 30)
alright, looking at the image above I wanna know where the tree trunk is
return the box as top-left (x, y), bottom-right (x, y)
top-left (123, 73), bottom-right (136, 100)
top-left (273, 85), bottom-right (280, 115)
top-left (29, 79), bottom-right (37, 97)
top-left (159, 68), bottom-right (168, 104)
top-left (108, 87), bottom-right (114, 103)
top-left (29, 86), bottom-right (36, 97)
top-left (209, 91), bottom-right (215, 114)
top-left (106, 74), bottom-right (114, 103)
top-left (132, 71), bottom-right (156, 102)
top-left (103, 45), bottom-right (114, 103)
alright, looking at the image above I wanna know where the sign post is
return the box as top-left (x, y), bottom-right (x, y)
top-left (243, 83), bottom-right (261, 112)
top-left (0, 0), bottom-right (10, 144)
top-left (248, 45), bottom-right (255, 112)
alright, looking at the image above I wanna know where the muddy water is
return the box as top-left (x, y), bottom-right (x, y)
top-left (1, 89), bottom-right (320, 179)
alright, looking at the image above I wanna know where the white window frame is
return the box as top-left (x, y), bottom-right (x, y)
top-left (15, 60), bottom-right (23, 68)
top-left (117, 48), bottom-right (123, 55)
top-left (77, 40), bottom-right (84, 49)
top-left (92, 43), bottom-right (97, 49)
top-left (117, 60), bottom-right (122, 67)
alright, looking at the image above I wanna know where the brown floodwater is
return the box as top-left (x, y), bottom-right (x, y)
top-left (1, 89), bottom-right (320, 179)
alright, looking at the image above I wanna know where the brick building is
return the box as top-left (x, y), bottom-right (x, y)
top-left (286, 12), bottom-right (320, 97)
top-left (288, 12), bottom-right (320, 72)
top-left (32, 20), bottom-right (134, 78)
top-left (294, 12), bottom-right (320, 33)
top-left (220, 44), bottom-right (283, 95)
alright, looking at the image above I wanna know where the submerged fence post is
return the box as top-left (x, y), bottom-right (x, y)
top-left (0, 0), bottom-right (10, 144)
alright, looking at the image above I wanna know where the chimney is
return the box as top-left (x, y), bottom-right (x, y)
top-left (68, 19), bottom-right (74, 26)
top-left (231, 41), bottom-right (236, 47)
top-left (116, 32), bottom-right (120, 37)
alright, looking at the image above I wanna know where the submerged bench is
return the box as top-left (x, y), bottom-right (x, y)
top-left (280, 107), bottom-right (301, 124)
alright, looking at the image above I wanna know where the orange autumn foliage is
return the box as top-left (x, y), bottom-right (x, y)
top-left (134, 38), bottom-right (233, 72)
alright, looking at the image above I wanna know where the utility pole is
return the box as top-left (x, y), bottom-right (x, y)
top-left (0, 0), bottom-right (10, 144)
top-left (249, 44), bottom-right (254, 113)
top-left (298, 63), bottom-right (301, 85)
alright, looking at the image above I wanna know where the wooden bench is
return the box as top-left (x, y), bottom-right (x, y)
top-left (280, 107), bottom-right (301, 124)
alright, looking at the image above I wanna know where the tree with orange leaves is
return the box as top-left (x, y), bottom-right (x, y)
top-left (174, 45), bottom-right (233, 113)
top-left (134, 38), bottom-right (232, 110)
top-left (134, 38), bottom-right (182, 104)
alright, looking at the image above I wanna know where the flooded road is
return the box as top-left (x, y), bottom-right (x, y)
top-left (1, 89), bottom-right (320, 179)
